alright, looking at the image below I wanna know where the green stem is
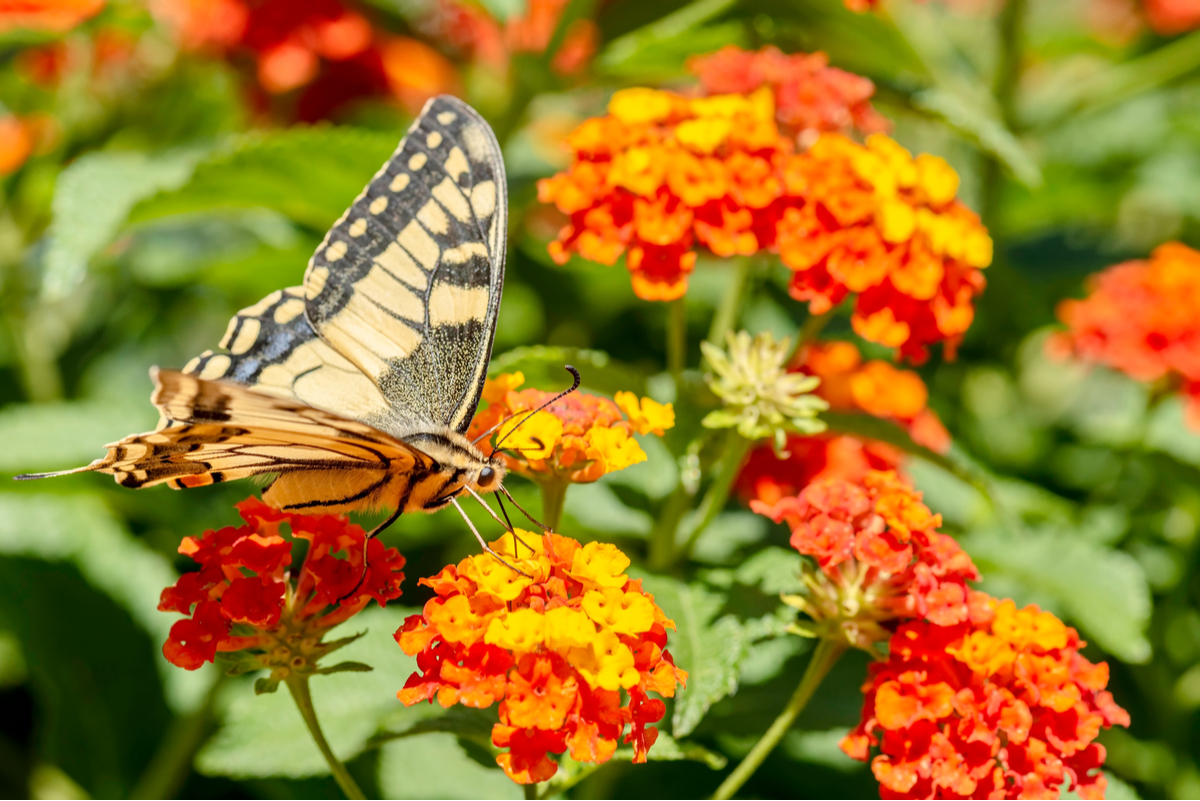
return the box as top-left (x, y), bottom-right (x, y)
top-left (981, 0), bottom-right (1026, 229)
top-left (540, 479), bottom-right (569, 532)
top-left (524, 782), bottom-right (538, 800)
top-left (285, 674), bottom-right (365, 800)
top-left (131, 672), bottom-right (224, 799)
top-left (667, 296), bottom-right (688, 379)
top-left (647, 485), bottom-right (689, 571)
top-left (710, 638), bottom-right (846, 800)
top-left (679, 432), bottom-right (751, 562)
top-left (708, 257), bottom-right (753, 345)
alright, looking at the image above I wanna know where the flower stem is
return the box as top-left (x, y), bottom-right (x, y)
top-left (524, 782), bottom-right (538, 800)
top-left (679, 432), bottom-right (751, 562)
top-left (540, 479), bottom-right (569, 532)
top-left (130, 671), bottom-right (224, 799)
top-left (708, 257), bottom-right (753, 345)
top-left (648, 485), bottom-right (689, 571)
top-left (285, 674), bottom-right (365, 800)
top-left (667, 296), bottom-right (688, 378)
top-left (710, 638), bottom-right (846, 800)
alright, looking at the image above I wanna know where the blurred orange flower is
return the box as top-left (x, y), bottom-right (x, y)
top-left (422, 0), bottom-right (596, 75)
top-left (0, 0), bottom-right (104, 33)
top-left (842, 593), bottom-right (1129, 799)
top-left (1143, 0), bottom-right (1200, 33)
top-left (0, 115), bottom-right (35, 175)
top-left (469, 372), bottom-right (674, 484)
top-left (397, 531), bottom-right (686, 784)
top-left (753, 470), bottom-right (979, 649)
top-left (688, 46), bottom-right (889, 143)
top-left (1053, 241), bottom-right (1200, 429)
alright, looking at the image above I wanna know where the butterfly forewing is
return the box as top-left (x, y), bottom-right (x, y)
top-left (302, 95), bottom-right (508, 436)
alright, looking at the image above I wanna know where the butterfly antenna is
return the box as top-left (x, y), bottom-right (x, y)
top-left (489, 365), bottom-right (581, 451)
top-left (499, 485), bottom-right (554, 533)
top-left (450, 498), bottom-right (532, 578)
top-left (335, 506), bottom-right (404, 604)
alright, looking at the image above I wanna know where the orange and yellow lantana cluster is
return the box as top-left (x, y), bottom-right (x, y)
top-left (539, 64), bottom-right (992, 360)
top-left (396, 532), bottom-right (687, 784)
top-left (469, 372), bottom-right (674, 484)
top-left (842, 593), bottom-right (1130, 799)
top-left (1053, 241), bottom-right (1200, 430)
top-left (736, 341), bottom-right (950, 506)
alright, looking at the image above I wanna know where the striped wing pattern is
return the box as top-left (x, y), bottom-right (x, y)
top-left (302, 95), bottom-right (507, 435)
top-left (80, 370), bottom-right (430, 513)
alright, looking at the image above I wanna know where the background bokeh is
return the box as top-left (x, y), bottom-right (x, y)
top-left (3, 0), bottom-right (1200, 797)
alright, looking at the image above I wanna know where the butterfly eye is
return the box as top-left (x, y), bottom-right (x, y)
top-left (478, 466), bottom-right (496, 487)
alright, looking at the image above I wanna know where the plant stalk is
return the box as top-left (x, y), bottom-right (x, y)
top-left (679, 432), bottom-right (751, 562)
top-left (647, 485), bottom-right (689, 571)
top-left (130, 671), bottom-right (224, 799)
top-left (708, 257), bottom-right (753, 345)
top-left (524, 782), bottom-right (538, 800)
top-left (710, 637), bottom-right (846, 800)
top-left (667, 296), bottom-right (688, 379)
top-left (540, 479), bottom-right (569, 532)
top-left (285, 674), bottom-right (365, 800)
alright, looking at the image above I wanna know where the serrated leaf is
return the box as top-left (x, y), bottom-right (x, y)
top-left (0, 493), bottom-right (211, 713)
top-left (635, 573), bottom-right (747, 738)
top-left (488, 345), bottom-right (647, 397)
top-left (735, 547), bottom-right (805, 595)
top-left (911, 88), bottom-right (1042, 187)
top-left (127, 127), bottom-right (400, 231)
top-left (44, 147), bottom-right (209, 298)
top-left (962, 526), bottom-right (1152, 663)
top-left (197, 604), bottom-right (437, 778)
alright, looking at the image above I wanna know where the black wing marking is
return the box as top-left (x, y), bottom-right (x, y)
top-left (302, 95), bottom-right (508, 436)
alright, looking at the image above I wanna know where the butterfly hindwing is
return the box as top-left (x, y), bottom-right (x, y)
top-left (182, 286), bottom-right (395, 432)
top-left (76, 370), bottom-right (432, 513)
top-left (302, 95), bottom-right (508, 436)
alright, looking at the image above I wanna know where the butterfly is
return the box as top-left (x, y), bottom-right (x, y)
top-left (18, 95), bottom-right (565, 553)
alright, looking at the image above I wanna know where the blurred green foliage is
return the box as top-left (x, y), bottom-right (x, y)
top-left (4, 0), bottom-right (1200, 798)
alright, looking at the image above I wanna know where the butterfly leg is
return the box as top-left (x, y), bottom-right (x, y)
top-left (498, 485), bottom-right (554, 533)
top-left (335, 505), bottom-right (405, 604)
top-left (451, 498), bottom-right (532, 578)
top-left (462, 486), bottom-right (534, 555)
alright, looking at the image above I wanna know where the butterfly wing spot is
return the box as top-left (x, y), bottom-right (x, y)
top-left (442, 243), bottom-right (489, 265)
top-left (357, 267), bottom-right (426, 324)
top-left (369, 195), bottom-right (389, 215)
top-left (437, 111), bottom-right (457, 125)
top-left (432, 177), bottom-right (473, 223)
top-left (444, 147), bottom-right (470, 183)
top-left (416, 198), bottom-right (450, 235)
top-left (198, 354), bottom-right (231, 380)
top-left (429, 283), bottom-right (489, 327)
top-left (307, 267), bottom-right (331, 298)
top-left (390, 173), bottom-right (410, 192)
top-left (325, 240), bottom-right (349, 261)
top-left (408, 152), bottom-right (428, 171)
top-left (228, 317), bottom-right (261, 355)
top-left (273, 298), bottom-right (306, 324)
top-left (471, 180), bottom-right (497, 219)
top-left (427, 131), bottom-right (443, 148)
top-left (349, 218), bottom-right (367, 237)
top-left (241, 289), bottom-right (284, 318)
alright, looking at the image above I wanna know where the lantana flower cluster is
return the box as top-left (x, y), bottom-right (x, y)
top-left (687, 45), bottom-right (890, 143)
top-left (0, 0), bottom-right (103, 33)
top-left (396, 531), bottom-right (688, 784)
top-left (1052, 241), bottom-right (1200, 430)
top-left (841, 593), bottom-right (1131, 799)
top-left (752, 470), bottom-right (978, 649)
top-left (151, 0), bottom-right (459, 120)
top-left (158, 498), bottom-right (405, 677)
top-left (468, 371), bottom-right (674, 484)
top-left (736, 341), bottom-right (950, 506)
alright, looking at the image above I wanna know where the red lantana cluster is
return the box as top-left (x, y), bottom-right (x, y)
top-left (1053, 241), bottom-right (1200, 430)
top-left (396, 531), bottom-right (687, 784)
top-left (158, 497), bottom-right (405, 671)
top-left (1142, 0), bottom-right (1200, 34)
top-left (150, 0), bottom-right (459, 120)
top-left (736, 341), bottom-right (950, 507)
top-left (842, 593), bottom-right (1130, 799)
top-left (687, 45), bottom-right (890, 143)
top-left (752, 470), bottom-right (978, 647)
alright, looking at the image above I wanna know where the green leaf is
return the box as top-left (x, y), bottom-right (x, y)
top-left (0, 493), bottom-right (211, 713)
top-left (44, 147), bottom-right (209, 298)
top-left (376, 732), bottom-right (520, 800)
top-left (911, 88), bottom-right (1042, 187)
top-left (596, 0), bottom-right (742, 78)
top-left (254, 676), bottom-right (281, 695)
top-left (635, 573), bottom-right (747, 738)
top-left (0, 399), bottom-right (155, 474)
top-left (373, 706), bottom-right (497, 748)
top-left (962, 525), bottom-right (1152, 663)
top-left (488, 345), bottom-right (647, 396)
top-left (196, 604), bottom-right (438, 778)
top-left (127, 127), bottom-right (400, 232)
top-left (782, 728), bottom-right (863, 774)
top-left (688, 510), bottom-right (769, 565)
top-left (734, 547), bottom-right (805, 595)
